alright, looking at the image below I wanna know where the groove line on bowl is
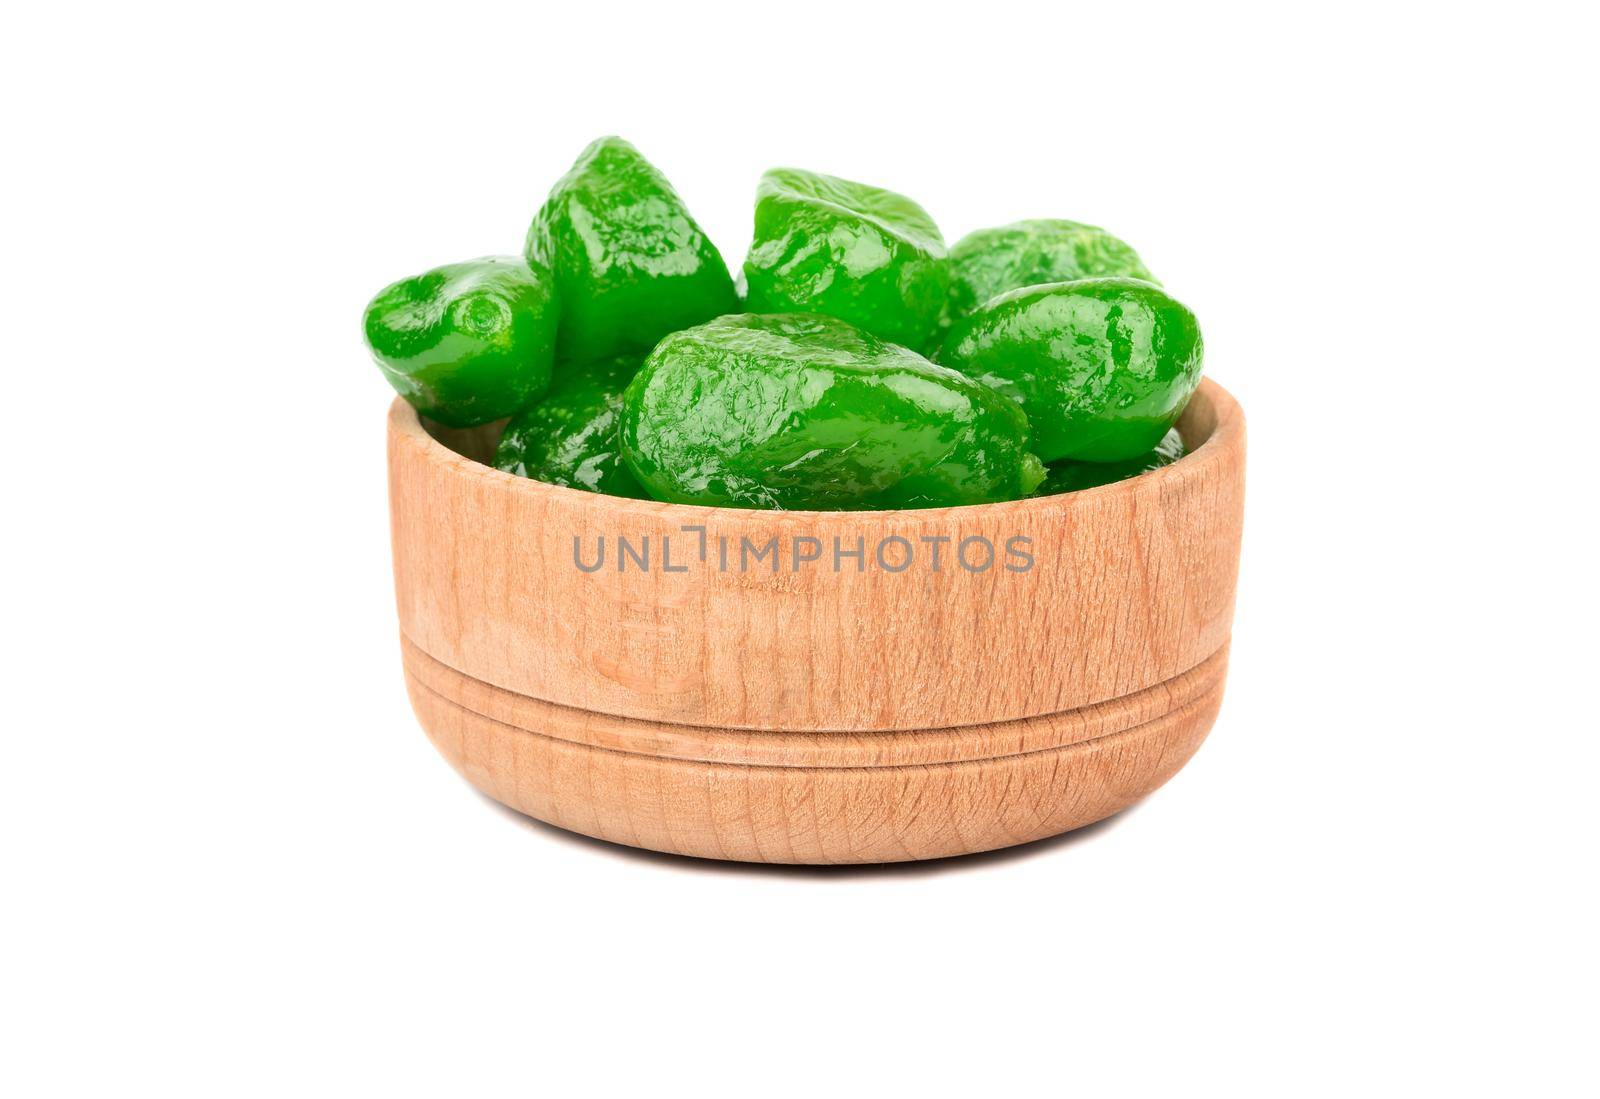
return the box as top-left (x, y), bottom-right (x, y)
top-left (401, 638), bottom-right (1229, 769)
top-left (405, 662), bottom-right (1222, 774)
top-left (399, 628), bottom-right (1230, 741)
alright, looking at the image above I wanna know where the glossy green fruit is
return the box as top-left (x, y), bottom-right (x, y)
top-left (492, 356), bottom-right (649, 499)
top-left (362, 256), bottom-right (558, 428)
top-left (620, 314), bottom-right (1044, 510)
top-left (742, 169), bottom-right (948, 351)
top-left (526, 136), bottom-right (738, 363)
top-left (939, 277), bottom-right (1203, 463)
top-left (945, 219), bottom-right (1157, 322)
top-left (1039, 428), bottom-right (1185, 495)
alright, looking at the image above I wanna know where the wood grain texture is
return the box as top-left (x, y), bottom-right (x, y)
top-left (386, 378), bottom-right (1246, 863)
top-left (408, 663), bottom-right (1223, 863)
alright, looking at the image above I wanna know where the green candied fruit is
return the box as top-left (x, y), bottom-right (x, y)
top-left (620, 313), bottom-right (1044, 510)
top-left (945, 219), bottom-right (1157, 322)
top-left (493, 356), bottom-right (649, 499)
top-left (526, 136), bottom-right (738, 363)
top-left (939, 277), bottom-right (1203, 463)
top-left (362, 256), bottom-right (558, 428)
top-left (742, 169), bottom-right (949, 351)
top-left (1039, 428), bottom-right (1185, 496)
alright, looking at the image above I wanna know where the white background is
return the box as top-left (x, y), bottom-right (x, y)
top-left (4, 3), bottom-right (1596, 1095)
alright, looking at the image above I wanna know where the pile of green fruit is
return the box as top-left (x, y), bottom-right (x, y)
top-left (363, 137), bottom-right (1204, 509)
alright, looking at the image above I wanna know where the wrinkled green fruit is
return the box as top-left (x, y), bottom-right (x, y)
top-left (939, 277), bottom-right (1203, 463)
top-left (742, 169), bottom-right (948, 351)
top-left (1039, 428), bottom-right (1185, 496)
top-left (526, 136), bottom-right (738, 362)
top-left (945, 219), bottom-right (1157, 323)
top-left (621, 314), bottom-right (1043, 510)
top-left (493, 356), bottom-right (649, 499)
top-left (363, 256), bottom-right (558, 428)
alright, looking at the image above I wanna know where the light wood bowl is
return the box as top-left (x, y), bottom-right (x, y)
top-left (388, 378), bottom-right (1245, 863)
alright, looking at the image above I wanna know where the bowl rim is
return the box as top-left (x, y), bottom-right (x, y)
top-left (388, 375), bottom-right (1244, 521)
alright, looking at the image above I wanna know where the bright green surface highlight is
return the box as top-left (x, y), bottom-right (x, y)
top-left (621, 313), bottom-right (1043, 510)
top-left (362, 256), bottom-right (558, 428)
top-left (945, 219), bottom-right (1157, 324)
top-left (493, 356), bottom-right (649, 499)
top-left (526, 136), bottom-right (738, 362)
top-left (939, 277), bottom-right (1203, 463)
top-left (743, 169), bottom-right (948, 351)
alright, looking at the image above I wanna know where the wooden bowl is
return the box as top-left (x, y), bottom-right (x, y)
top-left (388, 378), bottom-right (1245, 863)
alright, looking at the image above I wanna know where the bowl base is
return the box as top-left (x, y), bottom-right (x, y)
top-left (403, 638), bottom-right (1226, 864)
